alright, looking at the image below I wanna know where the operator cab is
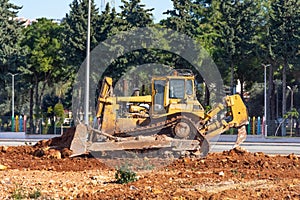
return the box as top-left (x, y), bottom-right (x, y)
top-left (152, 69), bottom-right (198, 114)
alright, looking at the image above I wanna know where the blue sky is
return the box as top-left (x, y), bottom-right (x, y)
top-left (11, 0), bottom-right (173, 22)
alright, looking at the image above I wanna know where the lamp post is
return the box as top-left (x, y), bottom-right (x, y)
top-left (262, 64), bottom-right (270, 137)
top-left (287, 85), bottom-right (297, 136)
top-left (8, 73), bottom-right (19, 118)
top-left (84, 0), bottom-right (91, 125)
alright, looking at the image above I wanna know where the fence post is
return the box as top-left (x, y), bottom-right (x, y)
top-left (252, 116), bottom-right (256, 135)
top-left (24, 115), bottom-right (27, 133)
top-left (15, 115), bottom-right (19, 132)
top-left (19, 115), bottom-right (23, 132)
top-left (11, 116), bottom-right (15, 132)
top-left (257, 116), bottom-right (261, 135)
top-left (247, 117), bottom-right (251, 134)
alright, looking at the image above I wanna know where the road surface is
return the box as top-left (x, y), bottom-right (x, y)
top-left (210, 142), bottom-right (300, 155)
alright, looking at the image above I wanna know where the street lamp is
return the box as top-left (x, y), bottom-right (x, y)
top-left (84, 0), bottom-right (91, 125)
top-left (262, 64), bottom-right (270, 137)
top-left (8, 73), bottom-right (19, 118)
top-left (287, 85), bottom-right (297, 136)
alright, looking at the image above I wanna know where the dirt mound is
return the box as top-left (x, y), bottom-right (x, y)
top-left (0, 143), bottom-right (299, 199)
top-left (0, 144), bottom-right (108, 172)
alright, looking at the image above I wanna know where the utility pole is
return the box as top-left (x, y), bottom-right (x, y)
top-left (287, 85), bottom-right (297, 136)
top-left (262, 64), bottom-right (270, 137)
top-left (8, 73), bottom-right (19, 119)
top-left (84, 0), bottom-right (91, 125)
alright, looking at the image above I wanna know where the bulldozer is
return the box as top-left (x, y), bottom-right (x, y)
top-left (70, 69), bottom-right (248, 157)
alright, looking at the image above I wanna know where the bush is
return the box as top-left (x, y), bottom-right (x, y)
top-left (115, 166), bottom-right (138, 184)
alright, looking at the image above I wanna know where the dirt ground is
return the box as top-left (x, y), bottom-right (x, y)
top-left (0, 144), bottom-right (299, 200)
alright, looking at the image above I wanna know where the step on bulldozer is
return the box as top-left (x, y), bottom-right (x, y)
top-left (70, 69), bottom-right (248, 157)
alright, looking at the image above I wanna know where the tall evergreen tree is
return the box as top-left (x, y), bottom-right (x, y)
top-left (215, 0), bottom-right (261, 96)
top-left (62, 0), bottom-right (100, 73)
top-left (267, 0), bottom-right (300, 134)
top-left (102, 0), bottom-right (155, 79)
top-left (96, 4), bottom-right (120, 42)
top-left (0, 0), bottom-right (24, 114)
top-left (119, 0), bottom-right (154, 29)
top-left (161, 0), bottom-right (197, 37)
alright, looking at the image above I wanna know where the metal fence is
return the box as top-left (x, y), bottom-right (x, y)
top-left (0, 115), bottom-right (27, 132)
top-left (0, 115), bottom-right (70, 135)
top-left (247, 116), bottom-right (300, 137)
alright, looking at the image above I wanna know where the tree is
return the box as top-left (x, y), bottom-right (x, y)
top-left (96, 4), bottom-right (121, 42)
top-left (20, 18), bottom-right (65, 133)
top-left (215, 0), bottom-right (261, 96)
top-left (119, 0), bottom-right (154, 29)
top-left (161, 0), bottom-right (197, 38)
top-left (267, 0), bottom-right (300, 135)
top-left (61, 0), bottom-right (100, 73)
top-left (102, 0), bottom-right (155, 81)
top-left (0, 0), bottom-right (24, 114)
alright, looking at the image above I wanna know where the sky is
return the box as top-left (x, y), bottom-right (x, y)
top-left (10, 0), bottom-right (173, 22)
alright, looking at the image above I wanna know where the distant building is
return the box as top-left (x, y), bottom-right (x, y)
top-left (14, 17), bottom-right (37, 27)
top-left (14, 17), bottom-right (62, 27)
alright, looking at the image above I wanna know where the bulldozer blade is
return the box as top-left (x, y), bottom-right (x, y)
top-left (69, 123), bottom-right (88, 156)
top-left (200, 138), bottom-right (210, 157)
top-left (234, 125), bottom-right (247, 148)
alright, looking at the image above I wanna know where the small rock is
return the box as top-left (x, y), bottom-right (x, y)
top-left (91, 176), bottom-right (98, 180)
top-left (218, 171), bottom-right (225, 177)
top-left (0, 164), bottom-right (7, 170)
top-left (183, 157), bottom-right (191, 164)
top-left (287, 154), bottom-right (299, 161)
top-left (90, 180), bottom-right (97, 186)
top-left (254, 152), bottom-right (264, 157)
top-left (33, 149), bottom-right (45, 157)
top-left (1, 146), bottom-right (9, 153)
top-left (61, 148), bottom-right (72, 158)
top-left (129, 185), bottom-right (138, 190)
top-left (262, 162), bottom-right (269, 168)
top-left (47, 149), bottom-right (61, 159)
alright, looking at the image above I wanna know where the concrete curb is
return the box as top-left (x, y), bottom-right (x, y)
top-left (0, 132), bottom-right (61, 141)
top-left (1, 132), bottom-right (300, 143)
top-left (211, 135), bottom-right (300, 143)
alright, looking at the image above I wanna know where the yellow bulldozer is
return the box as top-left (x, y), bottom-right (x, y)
top-left (70, 69), bottom-right (248, 157)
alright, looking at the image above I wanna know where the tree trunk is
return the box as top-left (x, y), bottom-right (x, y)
top-left (29, 87), bottom-right (34, 134)
top-left (35, 77), bottom-right (39, 134)
top-left (282, 60), bottom-right (287, 136)
top-left (240, 77), bottom-right (244, 101)
top-left (268, 65), bottom-right (275, 120)
top-left (230, 62), bottom-right (234, 94)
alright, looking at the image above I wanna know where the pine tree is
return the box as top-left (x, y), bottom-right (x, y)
top-left (267, 0), bottom-right (300, 135)
top-left (119, 0), bottom-right (154, 29)
top-left (216, 0), bottom-right (261, 96)
top-left (61, 0), bottom-right (100, 72)
top-left (0, 0), bottom-right (24, 113)
top-left (96, 4), bottom-right (120, 42)
top-left (161, 0), bottom-right (196, 37)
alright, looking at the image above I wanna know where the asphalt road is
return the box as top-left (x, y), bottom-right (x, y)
top-left (210, 142), bottom-right (300, 155)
